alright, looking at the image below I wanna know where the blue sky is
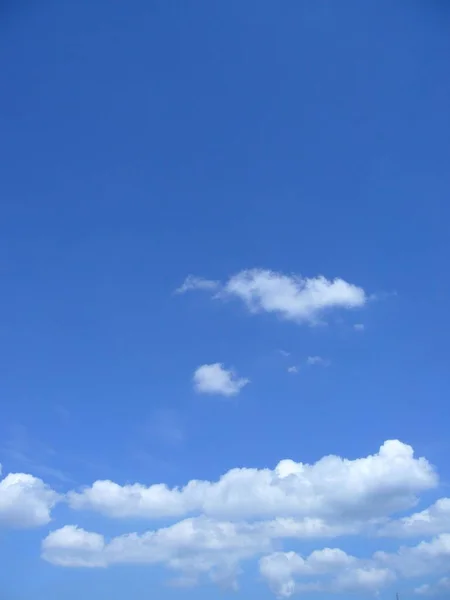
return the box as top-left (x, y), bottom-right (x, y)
top-left (1, 1), bottom-right (450, 598)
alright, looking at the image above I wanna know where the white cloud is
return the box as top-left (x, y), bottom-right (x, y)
top-left (260, 534), bottom-right (450, 598)
top-left (42, 525), bottom-right (107, 568)
top-left (193, 363), bottom-right (249, 397)
top-left (287, 366), bottom-right (299, 374)
top-left (416, 577), bottom-right (450, 596)
top-left (354, 323), bottom-right (365, 331)
top-left (263, 533), bottom-right (450, 597)
top-left (306, 356), bottom-right (330, 367)
top-left (42, 517), bottom-right (272, 585)
top-left (260, 549), bottom-right (395, 597)
top-left (334, 566), bottom-right (396, 593)
top-left (375, 534), bottom-right (450, 578)
top-left (379, 498), bottom-right (450, 538)
top-left (39, 443), bottom-right (450, 594)
top-left (41, 517), bottom-right (376, 588)
top-left (44, 522), bottom-right (450, 595)
top-left (0, 466), bottom-right (59, 528)
top-left (67, 440), bottom-right (436, 522)
top-left (177, 268), bottom-right (367, 325)
top-left (175, 275), bottom-right (220, 294)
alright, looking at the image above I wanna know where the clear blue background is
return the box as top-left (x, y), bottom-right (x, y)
top-left (1, 1), bottom-right (449, 598)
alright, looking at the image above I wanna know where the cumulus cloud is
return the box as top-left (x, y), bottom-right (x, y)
top-left (193, 363), bottom-right (249, 397)
top-left (0, 466), bottom-right (59, 528)
top-left (379, 498), bottom-right (450, 538)
top-left (42, 525), bottom-right (107, 568)
top-left (67, 440), bottom-right (436, 522)
top-left (177, 268), bottom-right (367, 325)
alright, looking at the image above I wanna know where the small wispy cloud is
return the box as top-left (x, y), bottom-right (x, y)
top-left (145, 409), bottom-right (185, 447)
top-left (193, 363), bottom-right (249, 397)
top-left (287, 366), bottom-right (299, 374)
top-left (54, 405), bottom-right (71, 424)
top-left (175, 275), bottom-right (220, 295)
top-left (2, 424), bottom-right (73, 484)
top-left (306, 356), bottom-right (330, 367)
top-left (278, 349), bottom-right (291, 357)
top-left (354, 323), bottom-right (365, 331)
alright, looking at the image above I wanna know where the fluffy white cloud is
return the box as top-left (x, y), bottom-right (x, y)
top-left (379, 498), bottom-right (450, 538)
top-left (193, 363), bottom-right (249, 396)
top-left (416, 577), bottom-right (450, 596)
top-left (67, 440), bottom-right (436, 523)
top-left (0, 466), bottom-right (59, 528)
top-left (177, 268), bottom-right (367, 324)
top-left (42, 525), bottom-right (107, 568)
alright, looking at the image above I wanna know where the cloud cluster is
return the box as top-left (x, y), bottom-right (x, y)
top-left (3, 441), bottom-right (450, 595)
top-left (260, 533), bottom-right (450, 597)
top-left (41, 522), bottom-right (450, 595)
top-left (177, 269), bottom-right (367, 325)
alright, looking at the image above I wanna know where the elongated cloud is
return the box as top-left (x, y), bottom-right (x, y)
top-left (177, 269), bottom-right (367, 324)
top-left (42, 517), bottom-right (273, 582)
top-left (67, 440), bottom-right (436, 521)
